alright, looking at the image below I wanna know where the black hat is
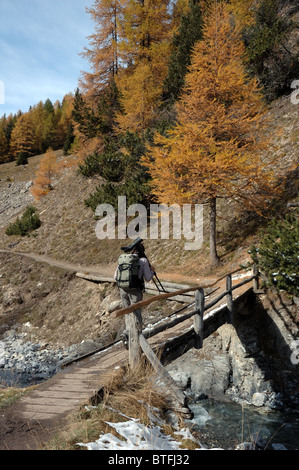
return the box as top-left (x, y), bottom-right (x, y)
top-left (121, 237), bottom-right (143, 253)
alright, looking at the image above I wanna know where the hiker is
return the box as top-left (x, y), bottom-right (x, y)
top-left (114, 239), bottom-right (155, 347)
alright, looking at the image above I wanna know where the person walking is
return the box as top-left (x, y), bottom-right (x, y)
top-left (114, 240), bottom-right (155, 348)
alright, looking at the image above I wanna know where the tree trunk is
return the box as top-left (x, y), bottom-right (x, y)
top-left (209, 197), bottom-right (220, 267)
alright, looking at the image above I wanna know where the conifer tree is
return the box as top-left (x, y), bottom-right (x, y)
top-left (53, 94), bottom-right (74, 149)
top-left (73, 81), bottom-right (121, 139)
top-left (80, 0), bottom-right (124, 99)
top-left (30, 101), bottom-right (55, 154)
top-left (115, 0), bottom-right (173, 132)
top-left (162, 0), bottom-right (203, 105)
top-left (31, 148), bottom-right (61, 201)
top-left (143, 2), bottom-right (277, 266)
top-left (228, 0), bottom-right (259, 29)
top-left (250, 214), bottom-right (299, 296)
top-left (0, 125), bottom-right (8, 163)
top-left (9, 113), bottom-right (35, 159)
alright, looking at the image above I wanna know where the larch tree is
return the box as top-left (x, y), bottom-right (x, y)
top-left (142, 1), bottom-right (277, 266)
top-left (228, 0), bottom-right (260, 29)
top-left (0, 125), bottom-right (8, 163)
top-left (30, 101), bottom-right (54, 154)
top-left (80, 0), bottom-right (124, 99)
top-left (31, 148), bottom-right (61, 201)
top-left (9, 113), bottom-right (36, 159)
top-left (53, 93), bottom-right (74, 149)
top-left (115, 0), bottom-right (173, 132)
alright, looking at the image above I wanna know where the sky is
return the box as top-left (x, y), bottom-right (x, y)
top-left (0, 0), bottom-right (94, 117)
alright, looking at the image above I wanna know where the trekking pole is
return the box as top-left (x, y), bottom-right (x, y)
top-left (152, 276), bottom-right (161, 292)
top-left (153, 272), bottom-right (167, 292)
top-left (143, 253), bottom-right (167, 293)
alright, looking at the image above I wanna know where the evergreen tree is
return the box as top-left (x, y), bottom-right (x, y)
top-left (243, 0), bottom-right (296, 100)
top-left (250, 214), bottom-right (299, 296)
top-left (0, 125), bottom-right (8, 163)
top-left (84, 131), bottom-right (152, 211)
top-left (73, 80), bottom-right (122, 139)
top-left (16, 151), bottom-right (29, 166)
top-left (63, 123), bottom-right (75, 155)
top-left (5, 206), bottom-right (41, 237)
top-left (162, 0), bottom-right (203, 105)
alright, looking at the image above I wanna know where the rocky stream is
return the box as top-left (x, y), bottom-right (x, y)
top-left (0, 286), bottom-right (298, 450)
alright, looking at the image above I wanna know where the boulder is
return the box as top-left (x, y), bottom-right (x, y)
top-left (2, 288), bottom-right (24, 307)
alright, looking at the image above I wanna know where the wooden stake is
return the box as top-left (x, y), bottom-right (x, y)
top-left (194, 289), bottom-right (204, 349)
top-left (253, 265), bottom-right (259, 292)
top-left (139, 334), bottom-right (190, 414)
top-left (226, 274), bottom-right (234, 324)
top-left (126, 313), bottom-right (141, 367)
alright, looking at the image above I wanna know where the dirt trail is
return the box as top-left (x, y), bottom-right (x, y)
top-left (0, 249), bottom-right (206, 284)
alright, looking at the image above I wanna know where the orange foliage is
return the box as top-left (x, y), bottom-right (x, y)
top-left (142, 1), bottom-right (278, 265)
top-left (80, 0), bottom-right (124, 100)
top-left (31, 149), bottom-right (61, 201)
top-left (115, 0), bottom-right (173, 132)
top-left (227, 0), bottom-right (261, 29)
top-left (143, 1), bottom-right (275, 209)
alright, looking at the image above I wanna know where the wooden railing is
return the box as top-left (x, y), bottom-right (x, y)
top-left (112, 267), bottom-right (259, 416)
top-left (73, 266), bottom-right (260, 416)
top-left (114, 267), bottom-right (259, 369)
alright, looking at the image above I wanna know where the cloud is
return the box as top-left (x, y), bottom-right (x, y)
top-left (0, 0), bottom-right (93, 116)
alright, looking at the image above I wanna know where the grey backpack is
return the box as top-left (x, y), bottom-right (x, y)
top-left (116, 253), bottom-right (143, 290)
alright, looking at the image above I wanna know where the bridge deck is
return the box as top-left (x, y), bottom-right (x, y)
top-left (9, 279), bottom-right (252, 423)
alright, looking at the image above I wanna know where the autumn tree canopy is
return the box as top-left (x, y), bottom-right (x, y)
top-left (115, 0), bottom-right (173, 132)
top-left (80, 0), bottom-right (124, 99)
top-left (0, 96), bottom-right (74, 164)
top-left (142, 1), bottom-right (277, 266)
top-left (31, 148), bottom-right (61, 201)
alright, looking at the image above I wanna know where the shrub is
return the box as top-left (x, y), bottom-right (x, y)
top-left (83, 132), bottom-right (154, 212)
top-left (78, 148), bottom-right (124, 182)
top-left (16, 151), bottom-right (28, 166)
top-left (250, 214), bottom-right (299, 295)
top-left (5, 206), bottom-right (41, 237)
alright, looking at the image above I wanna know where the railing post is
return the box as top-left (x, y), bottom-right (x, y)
top-left (126, 313), bottom-right (141, 367)
top-left (194, 289), bottom-right (204, 349)
top-left (226, 274), bottom-right (234, 325)
top-left (253, 265), bottom-right (259, 291)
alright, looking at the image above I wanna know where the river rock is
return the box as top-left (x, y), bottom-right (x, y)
top-left (0, 331), bottom-right (85, 387)
top-left (252, 392), bottom-right (267, 407)
top-left (165, 290), bottom-right (299, 410)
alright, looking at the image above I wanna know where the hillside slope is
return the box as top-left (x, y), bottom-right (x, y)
top-left (0, 93), bottom-right (298, 348)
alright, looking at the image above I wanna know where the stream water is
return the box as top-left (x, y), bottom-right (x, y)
top-left (188, 399), bottom-right (299, 450)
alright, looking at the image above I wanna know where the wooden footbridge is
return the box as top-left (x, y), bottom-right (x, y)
top-left (6, 266), bottom-right (260, 428)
